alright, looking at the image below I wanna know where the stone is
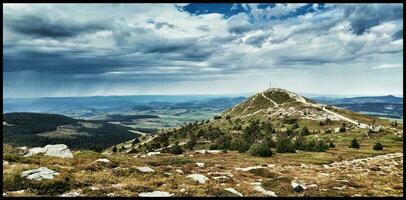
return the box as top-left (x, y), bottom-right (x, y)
top-left (95, 158), bottom-right (110, 163)
top-left (59, 190), bottom-right (81, 197)
top-left (212, 176), bottom-right (229, 182)
top-left (224, 188), bottom-right (243, 197)
top-left (187, 174), bottom-right (209, 184)
top-left (196, 162), bottom-right (205, 167)
top-left (176, 169), bottom-right (184, 174)
top-left (138, 191), bottom-right (174, 197)
top-left (291, 180), bottom-right (307, 192)
top-left (253, 185), bottom-right (277, 197)
top-left (179, 188), bottom-right (186, 192)
top-left (235, 166), bottom-right (265, 172)
top-left (25, 144), bottom-right (73, 158)
top-left (111, 183), bottom-right (126, 189)
top-left (147, 152), bottom-right (161, 156)
top-left (136, 166), bottom-right (155, 173)
top-left (21, 167), bottom-right (60, 180)
top-left (107, 193), bottom-right (115, 197)
top-left (3, 160), bottom-right (9, 166)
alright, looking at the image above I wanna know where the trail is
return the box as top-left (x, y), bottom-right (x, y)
top-left (261, 92), bottom-right (278, 107)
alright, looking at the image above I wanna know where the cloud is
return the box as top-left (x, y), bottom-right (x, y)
top-left (372, 64), bottom-right (403, 70)
top-left (2, 3), bottom-right (403, 97)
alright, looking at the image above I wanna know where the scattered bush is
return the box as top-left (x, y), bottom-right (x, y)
top-left (300, 127), bottom-right (310, 136)
top-left (329, 142), bottom-right (336, 148)
top-left (276, 136), bottom-right (295, 153)
top-left (169, 143), bottom-right (183, 154)
top-left (112, 146), bottom-right (117, 153)
top-left (350, 138), bottom-right (360, 149)
top-left (373, 142), bottom-right (383, 150)
top-left (248, 141), bottom-right (273, 157)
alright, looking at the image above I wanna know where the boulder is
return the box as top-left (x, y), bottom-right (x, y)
top-left (224, 188), bottom-right (243, 197)
top-left (253, 185), bottom-right (277, 197)
top-left (187, 174), bottom-right (209, 184)
top-left (196, 162), bottom-right (205, 167)
top-left (147, 152), bottom-right (161, 156)
top-left (59, 190), bottom-right (81, 197)
top-left (95, 158), bottom-right (111, 163)
top-left (138, 191), bottom-right (173, 197)
top-left (291, 180), bottom-right (307, 192)
top-left (136, 166), bottom-right (155, 173)
top-left (21, 167), bottom-right (60, 180)
top-left (25, 144), bottom-right (73, 158)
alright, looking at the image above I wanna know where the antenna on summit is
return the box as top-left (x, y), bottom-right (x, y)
top-left (269, 81), bottom-right (272, 89)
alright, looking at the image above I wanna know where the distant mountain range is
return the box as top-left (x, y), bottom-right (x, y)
top-left (311, 95), bottom-right (403, 119)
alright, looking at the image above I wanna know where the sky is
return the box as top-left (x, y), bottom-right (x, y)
top-left (3, 3), bottom-right (403, 98)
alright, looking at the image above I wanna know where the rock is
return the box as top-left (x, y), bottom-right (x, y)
top-left (59, 190), bottom-right (81, 197)
top-left (147, 152), bottom-right (161, 156)
top-left (136, 166), bottom-right (155, 173)
top-left (320, 173), bottom-right (330, 177)
top-left (196, 162), bottom-right (205, 167)
top-left (21, 167), bottom-right (60, 180)
top-left (253, 185), bottom-right (277, 197)
top-left (179, 188), bottom-right (186, 192)
top-left (212, 176), bottom-right (229, 183)
top-left (224, 188), bottom-right (243, 197)
top-left (3, 192), bottom-right (6, 197)
top-left (25, 144), bottom-right (73, 158)
top-left (89, 186), bottom-right (99, 191)
top-left (164, 172), bottom-right (172, 176)
top-left (18, 146), bottom-right (27, 150)
top-left (186, 174), bottom-right (209, 184)
top-left (307, 184), bottom-right (318, 188)
top-left (138, 191), bottom-right (174, 197)
top-left (24, 147), bottom-right (46, 157)
top-left (95, 158), bottom-right (110, 163)
top-left (107, 193), bottom-right (115, 197)
top-left (3, 160), bottom-right (9, 166)
top-left (291, 180), bottom-right (307, 192)
top-left (207, 150), bottom-right (221, 154)
top-left (235, 166), bottom-right (265, 172)
top-left (111, 183), bottom-right (126, 189)
top-left (176, 169), bottom-right (184, 174)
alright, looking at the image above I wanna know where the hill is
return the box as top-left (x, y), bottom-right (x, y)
top-left (3, 112), bottom-right (142, 151)
top-left (125, 88), bottom-right (402, 155)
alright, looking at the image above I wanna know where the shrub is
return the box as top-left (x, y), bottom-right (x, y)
top-left (300, 127), bottom-right (310, 136)
top-left (214, 135), bottom-right (231, 150)
top-left (329, 142), bottom-right (336, 148)
top-left (373, 142), bottom-right (383, 150)
top-left (209, 143), bottom-right (219, 150)
top-left (112, 146), bottom-right (117, 153)
top-left (263, 135), bottom-right (276, 148)
top-left (169, 143), bottom-right (183, 154)
top-left (248, 141), bottom-right (273, 157)
top-left (350, 138), bottom-right (360, 149)
top-left (3, 170), bottom-right (30, 191)
top-left (276, 136), bottom-right (296, 153)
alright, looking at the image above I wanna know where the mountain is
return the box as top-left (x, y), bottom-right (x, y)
top-left (122, 88), bottom-right (401, 154)
top-left (3, 112), bottom-right (142, 151)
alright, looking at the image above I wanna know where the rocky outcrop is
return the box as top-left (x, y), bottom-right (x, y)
top-left (21, 167), bottom-right (60, 180)
top-left (25, 144), bottom-right (73, 158)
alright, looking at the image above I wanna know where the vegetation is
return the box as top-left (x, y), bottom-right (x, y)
top-left (169, 142), bottom-right (183, 155)
top-left (350, 138), bottom-right (360, 149)
top-left (373, 142), bottom-right (384, 151)
top-left (247, 140), bottom-right (273, 157)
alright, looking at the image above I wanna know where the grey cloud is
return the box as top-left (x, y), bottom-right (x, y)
top-left (5, 14), bottom-right (108, 38)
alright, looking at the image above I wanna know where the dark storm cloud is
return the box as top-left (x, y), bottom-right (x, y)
top-left (5, 14), bottom-right (108, 38)
top-left (342, 4), bottom-right (403, 35)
